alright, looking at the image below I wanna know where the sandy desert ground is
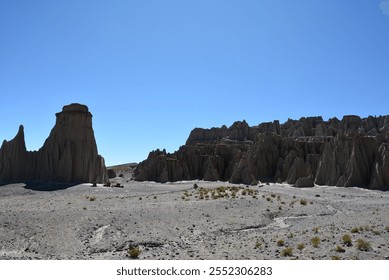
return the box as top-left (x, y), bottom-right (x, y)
top-left (1, 172), bottom-right (389, 260)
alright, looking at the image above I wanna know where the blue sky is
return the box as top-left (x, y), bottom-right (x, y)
top-left (1, 0), bottom-right (389, 166)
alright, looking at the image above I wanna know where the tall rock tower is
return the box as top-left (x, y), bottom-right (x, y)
top-left (0, 103), bottom-right (108, 184)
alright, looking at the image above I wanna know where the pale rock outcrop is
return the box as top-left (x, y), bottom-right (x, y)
top-left (0, 103), bottom-right (108, 185)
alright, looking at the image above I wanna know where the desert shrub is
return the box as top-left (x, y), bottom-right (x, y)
top-left (266, 197), bottom-right (272, 202)
top-left (128, 247), bottom-right (141, 259)
top-left (310, 236), bottom-right (321, 248)
top-left (255, 242), bottom-right (262, 249)
top-left (277, 240), bottom-right (285, 247)
top-left (280, 247), bottom-right (293, 257)
top-left (312, 227), bottom-right (320, 234)
top-left (297, 243), bottom-right (305, 251)
top-left (356, 239), bottom-right (371, 251)
top-left (342, 234), bottom-right (352, 247)
top-left (351, 227), bottom-right (359, 233)
top-left (89, 196), bottom-right (96, 201)
top-left (372, 230), bottom-right (381, 236)
top-left (300, 199), bottom-right (307, 206)
top-left (331, 256), bottom-right (341, 260)
top-left (335, 245), bottom-right (346, 253)
top-left (385, 226), bottom-right (389, 232)
top-left (271, 194), bottom-right (276, 198)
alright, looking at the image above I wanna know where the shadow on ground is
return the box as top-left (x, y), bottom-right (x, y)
top-left (23, 181), bottom-right (80, 191)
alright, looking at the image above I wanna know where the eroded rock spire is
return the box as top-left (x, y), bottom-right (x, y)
top-left (0, 103), bottom-right (108, 184)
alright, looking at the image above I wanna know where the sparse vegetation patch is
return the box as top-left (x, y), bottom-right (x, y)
top-left (342, 234), bottom-right (352, 247)
top-left (335, 245), bottom-right (345, 253)
top-left (356, 239), bottom-right (371, 251)
top-left (194, 186), bottom-right (259, 201)
top-left (128, 246), bottom-right (142, 259)
top-left (310, 236), bottom-right (321, 248)
top-left (280, 247), bottom-right (293, 257)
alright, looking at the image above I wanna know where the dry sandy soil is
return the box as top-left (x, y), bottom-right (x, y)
top-left (1, 173), bottom-right (389, 260)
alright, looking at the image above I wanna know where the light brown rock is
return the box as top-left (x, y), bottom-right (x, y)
top-left (0, 103), bottom-right (108, 185)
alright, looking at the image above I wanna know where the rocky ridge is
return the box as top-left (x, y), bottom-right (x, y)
top-left (135, 115), bottom-right (389, 190)
top-left (0, 103), bottom-right (108, 185)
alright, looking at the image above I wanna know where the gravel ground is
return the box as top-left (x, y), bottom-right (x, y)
top-left (1, 176), bottom-right (389, 260)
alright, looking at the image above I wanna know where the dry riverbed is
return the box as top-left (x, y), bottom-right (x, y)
top-left (1, 178), bottom-right (389, 260)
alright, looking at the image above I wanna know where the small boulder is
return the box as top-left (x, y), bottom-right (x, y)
top-left (107, 169), bottom-right (116, 179)
top-left (294, 176), bottom-right (314, 188)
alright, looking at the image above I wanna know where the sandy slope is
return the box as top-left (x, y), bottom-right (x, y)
top-left (1, 177), bottom-right (389, 260)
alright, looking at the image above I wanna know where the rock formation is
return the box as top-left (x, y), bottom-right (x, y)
top-left (135, 116), bottom-right (389, 191)
top-left (0, 103), bottom-right (108, 185)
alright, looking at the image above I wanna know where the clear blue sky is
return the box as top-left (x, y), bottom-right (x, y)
top-left (1, 0), bottom-right (389, 166)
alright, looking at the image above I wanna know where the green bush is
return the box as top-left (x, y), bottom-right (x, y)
top-left (280, 247), bottom-right (293, 257)
top-left (335, 245), bottom-right (345, 253)
top-left (277, 240), bottom-right (285, 247)
top-left (342, 234), bottom-right (352, 247)
top-left (310, 236), bottom-right (321, 248)
top-left (128, 247), bottom-right (141, 259)
top-left (356, 239), bottom-right (371, 251)
top-left (351, 227), bottom-right (359, 233)
top-left (297, 243), bottom-right (305, 251)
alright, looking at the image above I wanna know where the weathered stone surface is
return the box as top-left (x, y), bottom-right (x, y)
top-left (107, 169), bottom-right (117, 179)
top-left (294, 176), bottom-right (314, 188)
top-left (135, 115), bottom-right (389, 190)
top-left (0, 103), bottom-right (108, 185)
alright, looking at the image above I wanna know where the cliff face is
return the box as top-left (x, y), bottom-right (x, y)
top-left (0, 103), bottom-right (108, 184)
top-left (135, 115), bottom-right (389, 190)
